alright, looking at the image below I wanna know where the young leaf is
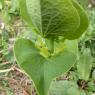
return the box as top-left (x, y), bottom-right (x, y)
top-left (77, 48), bottom-right (92, 81)
top-left (14, 38), bottom-right (77, 95)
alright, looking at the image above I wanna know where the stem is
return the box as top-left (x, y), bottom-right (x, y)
top-left (0, 66), bottom-right (25, 74)
top-left (50, 38), bottom-right (54, 53)
top-left (0, 67), bottom-right (14, 73)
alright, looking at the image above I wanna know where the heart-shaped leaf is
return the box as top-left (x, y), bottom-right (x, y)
top-left (19, 0), bottom-right (89, 39)
top-left (14, 38), bottom-right (77, 95)
top-left (19, 0), bottom-right (80, 39)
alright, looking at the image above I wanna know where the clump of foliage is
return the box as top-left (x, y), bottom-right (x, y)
top-left (1, 0), bottom-right (95, 95)
top-left (13, 0), bottom-right (89, 95)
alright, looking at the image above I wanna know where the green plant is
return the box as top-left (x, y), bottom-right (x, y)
top-left (50, 80), bottom-right (86, 95)
top-left (77, 48), bottom-right (92, 81)
top-left (14, 0), bottom-right (89, 95)
top-left (0, 0), bottom-right (4, 10)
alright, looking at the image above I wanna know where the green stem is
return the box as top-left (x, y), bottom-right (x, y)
top-left (50, 38), bottom-right (54, 53)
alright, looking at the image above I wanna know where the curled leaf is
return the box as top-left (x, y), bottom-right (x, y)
top-left (20, 0), bottom-right (89, 39)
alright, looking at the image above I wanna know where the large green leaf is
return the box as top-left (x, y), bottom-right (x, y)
top-left (19, 0), bottom-right (89, 39)
top-left (14, 38), bottom-right (77, 95)
top-left (20, 0), bottom-right (80, 38)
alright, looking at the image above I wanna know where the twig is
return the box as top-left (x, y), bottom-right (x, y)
top-left (0, 67), bottom-right (14, 73)
top-left (14, 67), bottom-right (25, 74)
